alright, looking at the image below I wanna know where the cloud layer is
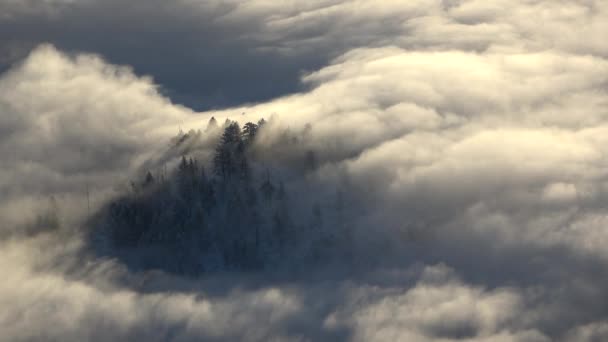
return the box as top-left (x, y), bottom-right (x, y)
top-left (1, 0), bottom-right (608, 341)
top-left (2, 0), bottom-right (605, 109)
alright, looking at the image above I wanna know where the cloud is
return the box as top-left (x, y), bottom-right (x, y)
top-left (0, 0), bottom-right (330, 109)
top-left (2, 0), bottom-right (604, 109)
top-left (0, 242), bottom-right (550, 342)
top-left (0, 237), bottom-right (307, 341)
top-left (0, 45), bottom-right (191, 228)
top-left (1, 0), bottom-right (608, 341)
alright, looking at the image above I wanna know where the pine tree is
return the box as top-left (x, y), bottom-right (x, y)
top-left (305, 150), bottom-right (318, 171)
top-left (260, 171), bottom-right (275, 201)
top-left (213, 122), bottom-right (242, 180)
top-left (242, 122), bottom-right (259, 144)
top-left (143, 171), bottom-right (155, 188)
top-left (206, 116), bottom-right (218, 132)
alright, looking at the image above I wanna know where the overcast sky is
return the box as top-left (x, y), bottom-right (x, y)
top-left (1, 1), bottom-right (608, 341)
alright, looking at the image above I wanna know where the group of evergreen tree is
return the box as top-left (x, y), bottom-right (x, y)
top-left (91, 118), bottom-right (350, 275)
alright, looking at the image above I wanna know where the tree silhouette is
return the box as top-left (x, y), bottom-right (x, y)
top-left (91, 118), bottom-right (353, 274)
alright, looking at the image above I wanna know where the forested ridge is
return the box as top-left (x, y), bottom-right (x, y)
top-left (90, 118), bottom-right (353, 275)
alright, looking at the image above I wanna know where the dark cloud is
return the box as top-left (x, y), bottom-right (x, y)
top-left (0, 0), bottom-right (330, 110)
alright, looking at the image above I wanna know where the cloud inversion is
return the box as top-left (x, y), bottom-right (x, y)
top-left (1, 0), bottom-right (608, 341)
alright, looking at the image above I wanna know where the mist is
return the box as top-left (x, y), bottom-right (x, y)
top-left (1, 1), bottom-right (608, 341)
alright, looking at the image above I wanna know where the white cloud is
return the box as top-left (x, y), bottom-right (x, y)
top-left (0, 45), bottom-right (192, 226)
top-left (1, 0), bottom-right (608, 340)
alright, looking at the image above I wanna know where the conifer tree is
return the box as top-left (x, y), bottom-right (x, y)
top-left (206, 116), bottom-right (218, 131)
top-left (242, 122), bottom-right (259, 144)
top-left (213, 122), bottom-right (242, 180)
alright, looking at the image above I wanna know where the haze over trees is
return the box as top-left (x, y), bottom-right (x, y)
top-left (90, 118), bottom-right (352, 275)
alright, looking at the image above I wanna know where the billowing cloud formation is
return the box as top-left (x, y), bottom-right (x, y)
top-left (2, 0), bottom-right (606, 109)
top-left (0, 241), bottom-right (540, 341)
top-left (1, 0), bottom-right (608, 341)
top-left (0, 45), bottom-right (191, 229)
